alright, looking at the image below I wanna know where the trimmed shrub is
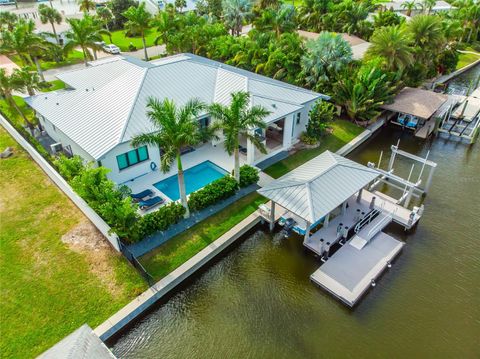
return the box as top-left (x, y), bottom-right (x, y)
top-left (306, 100), bottom-right (336, 141)
top-left (127, 202), bottom-right (186, 242)
top-left (188, 176), bottom-right (239, 212)
top-left (239, 165), bottom-right (259, 187)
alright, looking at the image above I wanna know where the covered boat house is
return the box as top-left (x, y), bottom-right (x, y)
top-left (258, 151), bottom-right (426, 307)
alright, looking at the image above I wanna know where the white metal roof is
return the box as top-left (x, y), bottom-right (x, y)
top-left (258, 151), bottom-right (379, 223)
top-left (26, 54), bottom-right (325, 160)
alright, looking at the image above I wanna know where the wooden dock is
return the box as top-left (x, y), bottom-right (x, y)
top-left (310, 232), bottom-right (404, 307)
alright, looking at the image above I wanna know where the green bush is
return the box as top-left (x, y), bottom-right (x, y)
top-left (306, 100), bottom-right (336, 141)
top-left (128, 42), bottom-right (137, 51)
top-left (300, 132), bottom-right (318, 145)
top-left (188, 176), bottom-right (239, 212)
top-left (128, 202), bottom-right (186, 243)
top-left (239, 165), bottom-right (259, 187)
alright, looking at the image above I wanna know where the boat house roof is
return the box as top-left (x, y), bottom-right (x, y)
top-left (37, 325), bottom-right (115, 359)
top-left (258, 151), bottom-right (379, 223)
top-left (26, 53), bottom-right (325, 160)
top-left (381, 87), bottom-right (448, 119)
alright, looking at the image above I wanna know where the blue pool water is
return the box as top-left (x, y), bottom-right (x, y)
top-left (153, 161), bottom-right (228, 201)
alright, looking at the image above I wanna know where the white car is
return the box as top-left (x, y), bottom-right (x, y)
top-left (102, 44), bottom-right (121, 54)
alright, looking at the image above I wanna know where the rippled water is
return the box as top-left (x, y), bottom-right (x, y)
top-left (112, 70), bottom-right (480, 357)
top-left (446, 64), bottom-right (480, 95)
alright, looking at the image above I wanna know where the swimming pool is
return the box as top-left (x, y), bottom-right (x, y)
top-left (153, 161), bottom-right (228, 201)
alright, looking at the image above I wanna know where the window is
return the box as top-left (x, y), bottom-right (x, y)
top-left (296, 112), bottom-right (301, 125)
top-left (116, 146), bottom-right (149, 170)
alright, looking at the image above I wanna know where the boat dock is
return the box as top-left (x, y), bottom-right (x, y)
top-left (258, 147), bottom-right (435, 307)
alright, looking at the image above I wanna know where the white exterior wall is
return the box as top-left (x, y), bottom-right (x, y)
top-left (99, 141), bottom-right (161, 184)
top-left (39, 115), bottom-right (95, 163)
top-left (291, 100), bottom-right (317, 141)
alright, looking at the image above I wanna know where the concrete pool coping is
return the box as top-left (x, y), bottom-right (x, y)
top-left (94, 119), bottom-right (385, 342)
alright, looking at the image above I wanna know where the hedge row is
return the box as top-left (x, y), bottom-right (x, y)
top-left (130, 202), bottom-right (186, 242)
top-left (188, 176), bottom-right (239, 212)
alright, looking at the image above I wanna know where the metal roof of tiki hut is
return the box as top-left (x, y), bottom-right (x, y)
top-left (258, 151), bottom-right (379, 224)
top-left (381, 87), bottom-right (448, 119)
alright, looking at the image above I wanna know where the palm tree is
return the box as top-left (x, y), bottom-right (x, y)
top-left (208, 92), bottom-right (270, 182)
top-left (338, 1), bottom-right (372, 35)
top-left (408, 15), bottom-right (445, 65)
top-left (222, 0), bottom-right (252, 36)
top-left (0, 19), bottom-right (50, 82)
top-left (96, 6), bottom-right (114, 31)
top-left (131, 98), bottom-right (206, 218)
top-left (153, 10), bottom-right (174, 46)
top-left (366, 25), bottom-right (414, 72)
top-left (38, 4), bottom-right (62, 44)
top-left (0, 11), bottom-right (18, 32)
top-left (253, 5), bottom-right (296, 38)
top-left (0, 69), bottom-right (35, 131)
top-left (13, 68), bottom-right (41, 96)
top-left (400, 1), bottom-right (417, 16)
top-left (333, 62), bottom-right (397, 123)
top-left (64, 16), bottom-right (111, 66)
top-left (298, 0), bottom-right (330, 31)
top-left (78, 0), bottom-right (96, 13)
top-left (299, 31), bottom-right (353, 92)
top-left (123, 3), bottom-right (152, 61)
top-left (421, 0), bottom-right (435, 13)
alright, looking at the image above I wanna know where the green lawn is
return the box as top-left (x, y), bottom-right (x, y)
top-left (140, 192), bottom-right (267, 281)
top-left (456, 48), bottom-right (480, 70)
top-left (102, 29), bottom-right (159, 52)
top-left (9, 50), bottom-right (85, 71)
top-left (264, 119), bottom-right (364, 178)
top-left (0, 128), bottom-right (147, 359)
top-left (0, 96), bottom-right (35, 128)
top-left (41, 79), bottom-right (66, 92)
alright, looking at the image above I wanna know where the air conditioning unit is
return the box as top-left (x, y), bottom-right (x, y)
top-left (50, 143), bottom-right (63, 154)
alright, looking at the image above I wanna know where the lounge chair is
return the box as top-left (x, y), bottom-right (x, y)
top-left (130, 189), bottom-right (154, 202)
top-left (139, 196), bottom-right (165, 210)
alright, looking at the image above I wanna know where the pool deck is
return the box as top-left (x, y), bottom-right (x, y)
top-left (311, 232), bottom-right (404, 307)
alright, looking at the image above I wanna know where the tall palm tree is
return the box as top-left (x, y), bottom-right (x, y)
top-left (421, 0), bottom-right (435, 13)
top-left (400, 1), bottom-right (417, 16)
top-left (298, 0), bottom-right (331, 31)
top-left (123, 3), bottom-right (152, 61)
top-left (222, 0), bottom-right (252, 36)
top-left (366, 25), bottom-right (414, 72)
top-left (408, 15), bottom-right (445, 65)
top-left (0, 19), bottom-right (50, 82)
top-left (131, 98), bottom-right (206, 218)
top-left (0, 69), bottom-right (35, 131)
top-left (208, 92), bottom-right (270, 182)
top-left (253, 5), bottom-right (296, 38)
top-left (64, 16), bottom-right (111, 66)
top-left (96, 6), bottom-right (114, 31)
top-left (38, 4), bottom-right (63, 44)
top-left (77, 0), bottom-right (96, 13)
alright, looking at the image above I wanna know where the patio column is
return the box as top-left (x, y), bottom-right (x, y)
top-left (246, 134), bottom-right (255, 165)
top-left (304, 221), bottom-right (311, 243)
top-left (342, 201), bottom-right (348, 214)
top-left (324, 213), bottom-right (330, 228)
top-left (269, 201), bottom-right (275, 232)
top-left (282, 114), bottom-right (295, 148)
top-left (357, 188), bottom-right (363, 203)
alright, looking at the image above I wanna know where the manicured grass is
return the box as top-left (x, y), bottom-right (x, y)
top-left (41, 79), bottom-right (66, 92)
top-left (264, 119), bottom-right (364, 178)
top-left (456, 48), bottom-right (480, 70)
top-left (9, 50), bottom-right (85, 71)
top-left (0, 129), bottom-right (147, 359)
top-left (102, 29), bottom-right (158, 52)
top-left (140, 192), bottom-right (267, 281)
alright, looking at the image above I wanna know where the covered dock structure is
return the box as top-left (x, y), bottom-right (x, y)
top-left (381, 87), bottom-right (448, 139)
top-left (257, 151), bottom-right (416, 307)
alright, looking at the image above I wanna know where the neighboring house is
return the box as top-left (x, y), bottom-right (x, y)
top-left (297, 30), bottom-right (371, 61)
top-left (381, 0), bottom-right (455, 15)
top-left (26, 54), bottom-right (326, 190)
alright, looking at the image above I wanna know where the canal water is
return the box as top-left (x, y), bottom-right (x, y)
top-left (111, 90), bottom-right (480, 358)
